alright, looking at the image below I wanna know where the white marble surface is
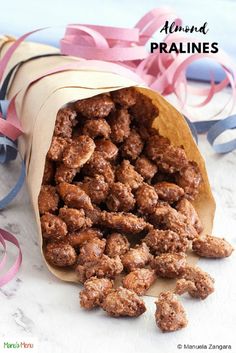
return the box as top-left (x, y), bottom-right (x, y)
top-left (0, 87), bottom-right (236, 353)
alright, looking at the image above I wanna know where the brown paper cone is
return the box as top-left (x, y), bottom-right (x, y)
top-left (0, 38), bottom-right (215, 296)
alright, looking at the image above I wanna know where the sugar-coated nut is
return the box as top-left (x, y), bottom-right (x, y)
top-left (100, 211), bottom-right (148, 234)
top-left (76, 255), bottom-right (123, 282)
top-left (47, 137), bottom-right (69, 161)
top-left (42, 159), bottom-right (54, 184)
top-left (57, 182), bottom-right (93, 211)
top-left (111, 87), bottom-right (137, 107)
top-left (155, 291), bottom-right (188, 332)
top-left (101, 287), bottom-right (146, 317)
top-left (175, 161), bottom-right (202, 200)
top-left (143, 229), bottom-right (189, 255)
top-left (176, 198), bottom-right (203, 234)
top-left (121, 129), bottom-right (144, 160)
top-left (109, 108), bottom-right (131, 143)
top-left (164, 207), bottom-right (198, 240)
top-left (80, 175), bottom-right (109, 205)
top-left (122, 243), bottom-right (152, 272)
top-left (41, 213), bottom-right (67, 240)
top-left (78, 238), bottom-right (106, 264)
top-left (74, 94), bottom-right (114, 118)
top-left (59, 207), bottom-right (92, 232)
top-left (55, 163), bottom-right (78, 184)
top-left (83, 151), bottom-right (115, 185)
top-left (154, 182), bottom-right (184, 203)
top-left (130, 91), bottom-right (158, 128)
top-left (175, 279), bottom-right (196, 296)
top-left (135, 156), bottom-right (158, 181)
top-left (145, 134), bottom-right (170, 161)
top-left (136, 183), bottom-right (159, 214)
top-left (145, 134), bottom-right (188, 173)
top-left (116, 160), bottom-right (143, 190)
top-left (175, 265), bottom-right (214, 299)
top-left (63, 135), bottom-right (95, 169)
top-left (106, 182), bottom-right (135, 212)
top-left (80, 277), bottom-right (114, 310)
top-left (82, 118), bottom-right (111, 139)
top-left (122, 268), bottom-right (157, 295)
top-left (105, 233), bottom-right (130, 258)
top-left (38, 185), bottom-right (59, 215)
top-left (151, 252), bottom-right (187, 278)
top-left (148, 201), bottom-right (172, 227)
top-left (192, 235), bottom-right (234, 258)
top-left (68, 228), bottom-right (103, 248)
top-left (84, 205), bottom-right (102, 225)
top-left (95, 139), bottom-right (118, 161)
top-left (45, 241), bottom-right (77, 267)
top-left (54, 107), bottom-right (77, 138)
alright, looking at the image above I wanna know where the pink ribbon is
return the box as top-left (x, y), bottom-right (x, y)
top-left (60, 8), bottom-right (236, 116)
top-left (0, 228), bottom-right (22, 286)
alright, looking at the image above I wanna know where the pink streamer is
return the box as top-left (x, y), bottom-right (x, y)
top-left (0, 228), bottom-right (22, 287)
top-left (60, 8), bottom-right (236, 114)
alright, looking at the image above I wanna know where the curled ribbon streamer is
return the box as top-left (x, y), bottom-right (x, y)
top-left (60, 8), bottom-right (236, 117)
top-left (0, 228), bottom-right (22, 287)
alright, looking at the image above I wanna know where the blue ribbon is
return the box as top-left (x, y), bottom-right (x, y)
top-left (188, 116), bottom-right (236, 154)
top-left (0, 101), bottom-right (26, 210)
